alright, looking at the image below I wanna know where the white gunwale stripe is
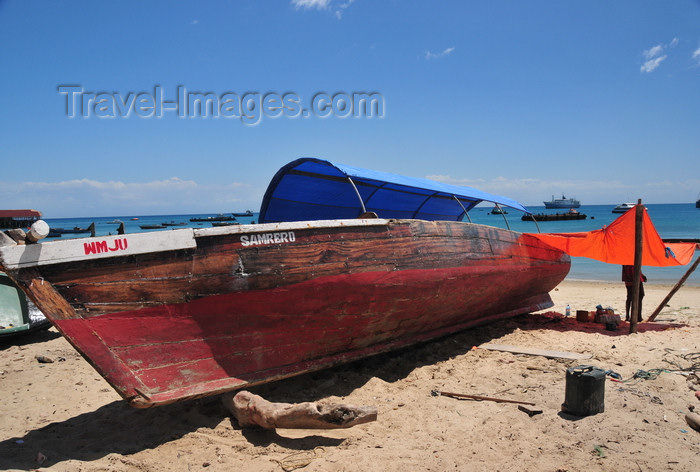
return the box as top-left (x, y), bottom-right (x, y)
top-left (0, 229), bottom-right (197, 269)
top-left (0, 219), bottom-right (391, 269)
top-left (192, 218), bottom-right (390, 238)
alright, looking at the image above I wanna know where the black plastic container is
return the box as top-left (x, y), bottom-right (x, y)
top-left (561, 365), bottom-right (605, 416)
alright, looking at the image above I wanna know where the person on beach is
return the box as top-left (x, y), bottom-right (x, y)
top-left (622, 265), bottom-right (647, 322)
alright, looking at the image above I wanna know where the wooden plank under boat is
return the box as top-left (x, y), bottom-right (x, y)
top-left (0, 159), bottom-right (570, 408)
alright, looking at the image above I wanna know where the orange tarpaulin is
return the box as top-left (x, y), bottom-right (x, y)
top-left (529, 205), bottom-right (697, 267)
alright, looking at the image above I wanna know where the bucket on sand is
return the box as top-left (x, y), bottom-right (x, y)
top-left (561, 365), bottom-right (605, 417)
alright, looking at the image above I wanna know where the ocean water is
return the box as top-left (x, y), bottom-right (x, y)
top-left (39, 203), bottom-right (699, 286)
top-left (42, 212), bottom-right (259, 237)
top-left (468, 203), bottom-right (700, 286)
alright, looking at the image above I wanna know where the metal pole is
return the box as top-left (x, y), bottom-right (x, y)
top-left (526, 214), bottom-right (541, 233)
top-left (453, 197), bottom-right (472, 223)
top-left (347, 177), bottom-right (367, 214)
top-left (495, 204), bottom-right (511, 230)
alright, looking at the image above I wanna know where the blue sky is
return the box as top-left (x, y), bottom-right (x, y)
top-left (1, 0), bottom-right (699, 217)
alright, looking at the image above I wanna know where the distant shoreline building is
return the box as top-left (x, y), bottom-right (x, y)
top-left (0, 210), bottom-right (42, 229)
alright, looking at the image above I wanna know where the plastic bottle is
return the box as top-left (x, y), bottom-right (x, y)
top-left (565, 304), bottom-right (571, 317)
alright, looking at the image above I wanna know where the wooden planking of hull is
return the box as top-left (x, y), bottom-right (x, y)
top-left (0, 218), bottom-right (570, 407)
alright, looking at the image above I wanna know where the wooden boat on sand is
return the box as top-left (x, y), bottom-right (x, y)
top-left (0, 158), bottom-right (570, 408)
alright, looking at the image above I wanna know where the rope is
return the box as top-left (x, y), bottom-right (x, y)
top-left (615, 386), bottom-right (664, 404)
top-left (272, 447), bottom-right (325, 472)
top-left (629, 368), bottom-right (669, 381)
top-left (604, 350), bottom-right (700, 385)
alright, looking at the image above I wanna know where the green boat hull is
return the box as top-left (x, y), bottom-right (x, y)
top-left (1, 272), bottom-right (49, 337)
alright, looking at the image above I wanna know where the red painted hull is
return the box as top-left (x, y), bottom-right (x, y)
top-left (1, 219), bottom-right (569, 407)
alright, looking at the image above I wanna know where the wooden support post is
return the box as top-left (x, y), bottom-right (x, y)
top-left (647, 255), bottom-right (700, 322)
top-left (629, 200), bottom-right (643, 334)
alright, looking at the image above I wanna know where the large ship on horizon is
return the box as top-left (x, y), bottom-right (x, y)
top-left (544, 194), bottom-right (581, 209)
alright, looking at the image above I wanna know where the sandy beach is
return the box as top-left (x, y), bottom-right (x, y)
top-left (1, 280), bottom-right (698, 471)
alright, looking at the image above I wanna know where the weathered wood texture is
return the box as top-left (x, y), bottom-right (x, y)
top-left (221, 391), bottom-right (377, 429)
top-left (1, 220), bottom-right (569, 407)
top-left (479, 343), bottom-right (592, 360)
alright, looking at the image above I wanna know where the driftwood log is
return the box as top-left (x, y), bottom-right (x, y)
top-left (222, 391), bottom-right (377, 429)
top-left (687, 412), bottom-right (700, 433)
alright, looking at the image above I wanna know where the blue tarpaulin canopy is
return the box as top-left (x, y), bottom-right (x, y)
top-left (259, 158), bottom-right (529, 223)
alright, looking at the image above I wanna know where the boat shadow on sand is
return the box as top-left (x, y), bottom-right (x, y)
top-left (0, 326), bottom-right (62, 348)
top-left (0, 319), bottom-right (521, 469)
top-left (0, 312), bottom-right (685, 469)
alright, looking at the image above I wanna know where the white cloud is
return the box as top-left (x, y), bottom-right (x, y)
top-left (291, 0), bottom-right (331, 10)
top-left (425, 174), bottom-right (700, 206)
top-left (425, 47), bottom-right (456, 60)
top-left (640, 43), bottom-right (666, 73)
top-left (335, 0), bottom-right (355, 19)
top-left (693, 47), bottom-right (700, 66)
top-left (291, 0), bottom-right (354, 19)
top-left (640, 55), bottom-right (667, 73)
top-left (639, 39), bottom-right (682, 73)
top-left (643, 44), bottom-right (664, 60)
top-left (0, 178), bottom-right (256, 217)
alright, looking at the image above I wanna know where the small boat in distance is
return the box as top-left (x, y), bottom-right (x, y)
top-left (522, 208), bottom-right (587, 221)
top-left (0, 158), bottom-right (570, 408)
top-left (211, 221), bottom-right (239, 227)
top-left (162, 221), bottom-right (187, 227)
top-left (612, 202), bottom-right (635, 213)
top-left (189, 214), bottom-right (236, 222)
top-left (47, 222), bottom-right (96, 237)
top-left (490, 206), bottom-right (507, 215)
top-left (139, 224), bottom-right (165, 230)
top-left (232, 210), bottom-right (254, 217)
top-left (543, 194), bottom-right (581, 209)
